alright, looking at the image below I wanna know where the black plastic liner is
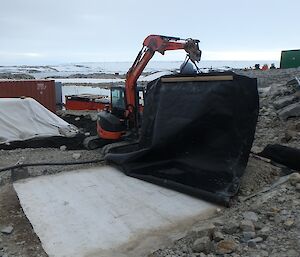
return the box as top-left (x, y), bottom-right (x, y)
top-left (259, 144), bottom-right (300, 171)
top-left (0, 134), bottom-right (85, 150)
top-left (106, 72), bottom-right (259, 206)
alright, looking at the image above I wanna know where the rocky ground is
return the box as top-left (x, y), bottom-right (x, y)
top-left (0, 148), bottom-right (103, 257)
top-left (0, 68), bottom-right (300, 257)
top-left (0, 73), bottom-right (34, 79)
top-left (150, 173), bottom-right (300, 257)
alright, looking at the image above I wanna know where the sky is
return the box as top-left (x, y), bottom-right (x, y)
top-left (0, 0), bottom-right (299, 65)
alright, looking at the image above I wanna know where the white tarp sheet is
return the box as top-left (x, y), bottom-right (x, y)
top-left (0, 98), bottom-right (78, 144)
top-left (14, 166), bottom-right (217, 257)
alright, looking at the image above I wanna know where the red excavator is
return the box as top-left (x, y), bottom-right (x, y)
top-left (84, 35), bottom-right (259, 205)
top-left (84, 35), bottom-right (201, 149)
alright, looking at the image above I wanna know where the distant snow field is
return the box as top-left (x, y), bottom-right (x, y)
top-left (0, 60), bottom-right (279, 79)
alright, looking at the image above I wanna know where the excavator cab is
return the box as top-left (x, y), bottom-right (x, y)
top-left (95, 85), bottom-right (145, 142)
top-left (110, 85), bottom-right (145, 120)
top-left (110, 86), bottom-right (126, 119)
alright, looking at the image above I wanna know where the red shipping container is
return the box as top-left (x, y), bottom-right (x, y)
top-left (0, 80), bottom-right (56, 112)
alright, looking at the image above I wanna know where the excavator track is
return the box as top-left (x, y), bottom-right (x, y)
top-left (101, 140), bottom-right (138, 155)
top-left (83, 136), bottom-right (112, 150)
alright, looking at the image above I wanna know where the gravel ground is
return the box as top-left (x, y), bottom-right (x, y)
top-left (150, 174), bottom-right (300, 257)
top-left (0, 148), bottom-right (104, 186)
top-left (0, 148), bottom-right (104, 257)
top-left (0, 68), bottom-right (300, 257)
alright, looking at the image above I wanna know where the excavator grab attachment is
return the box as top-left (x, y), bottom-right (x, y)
top-left (104, 72), bottom-right (259, 206)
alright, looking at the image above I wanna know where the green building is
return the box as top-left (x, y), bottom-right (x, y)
top-left (280, 49), bottom-right (300, 69)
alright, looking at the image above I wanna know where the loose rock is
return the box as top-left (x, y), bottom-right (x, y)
top-left (222, 221), bottom-right (239, 234)
top-left (215, 239), bottom-right (237, 254)
top-left (257, 226), bottom-right (270, 240)
top-left (0, 225), bottom-right (14, 235)
top-left (72, 153), bottom-right (81, 160)
top-left (242, 231), bottom-right (256, 241)
top-left (248, 237), bottom-right (263, 248)
top-left (213, 231), bottom-right (224, 242)
top-left (190, 223), bottom-right (215, 239)
top-left (59, 145), bottom-right (67, 151)
top-left (289, 172), bottom-right (300, 186)
top-left (278, 102), bottom-right (300, 120)
top-left (273, 95), bottom-right (298, 110)
top-left (283, 219), bottom-right (294, 230)
top-left (192, 236), bottom-right (212, 254)
top-left (242, 211), bottom-right (258, 222)
top-left (240, 220), bottom-right (255, 232)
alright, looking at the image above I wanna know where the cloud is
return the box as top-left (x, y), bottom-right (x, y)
top-left (0, 0), bottom-right (299, 64)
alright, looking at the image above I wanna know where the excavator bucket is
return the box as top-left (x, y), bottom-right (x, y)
top-left (105, 72), bottom-right (259, 206)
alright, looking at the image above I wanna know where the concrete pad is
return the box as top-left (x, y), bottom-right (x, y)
top-left (14, 166), bottom-right (217, 257)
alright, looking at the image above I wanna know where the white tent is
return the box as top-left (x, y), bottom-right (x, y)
top-left (0, 98), bottom-right (78, 144)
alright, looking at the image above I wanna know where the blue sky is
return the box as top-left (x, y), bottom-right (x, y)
top-left (0, 0), bottom-right (299, 65)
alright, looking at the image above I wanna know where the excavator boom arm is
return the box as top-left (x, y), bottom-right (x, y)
top-left (125, 35), bottom-right (201, 127)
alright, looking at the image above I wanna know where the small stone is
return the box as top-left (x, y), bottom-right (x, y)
top-left (213, 231), bottom-right (224, 242)
top-left (240, 220), bottom-right (255, 232)
top-left (254, 222), bottom-right (263, 230)
top-left (243, 211), bottom-right (258, 222)
top-left (270, 207), bottom-right (280, 213)
top-left (223, 221), bottom-right (239, 234)
top-left (75, 117), bottom-right (80, 121)
top-left (274, 214), bottom-right (282, 224)
top-left (247, 241), bottom-right (257, 248)
top-left (242, 231), bottom-right (256, 241)
top-left (296, 183), bottom-right (300, 192)
top-left (72, 153), bottom-right (81, 160)
top-left (215, 239), bottom-right (237, 254)
top-left (292, 200), bottom-right (300, 206)
top-left (84, 132), bottom-right (91, 136)
top-left (191, 223), bottom-right (215, 239)
top-left (248, 237), bottom-right (263, 248)
top-left (0, 225), bottom-right (13, 234)
top-left (215, 208), bottom-right (222, 214)
top-left (289, 172), bottom-right (300, 186)
top-left (286, 249), bottom-right (299, 257)
top-left (257, 227), bottom-right (270, 240)
top-left (60, 145), bottom-right (67, 151)
top-left (283, 219), bottom-right (294, 229)
top-left (91, 116), bottom-right (97, 121)
top-left (192, 236), bottom-right (212, 254)
top-left (278, 102), bottom-right (300, 120)
top-left (213, 219), bottom-right (224, 226)
top-left (260, 243), bottom-right (267, 249)
top-left (282, 130), bottom-right (295, 142)
top-left (280, 209), bottom-right (289, 215)
top-left (260, 250), bottom-right (269, 257)
top-left (251, 146), bottom-right (263, 154)
top-left (273, 95), bottom-right (298, 110)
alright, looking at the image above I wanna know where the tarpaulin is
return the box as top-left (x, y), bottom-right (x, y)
top-left (106, 72), bottom-right (259, 205)
top-left (0, 98), bottom-right (78, 145)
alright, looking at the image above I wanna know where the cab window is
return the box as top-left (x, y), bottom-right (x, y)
top-left (111, 88), bottom-right (125, 109)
